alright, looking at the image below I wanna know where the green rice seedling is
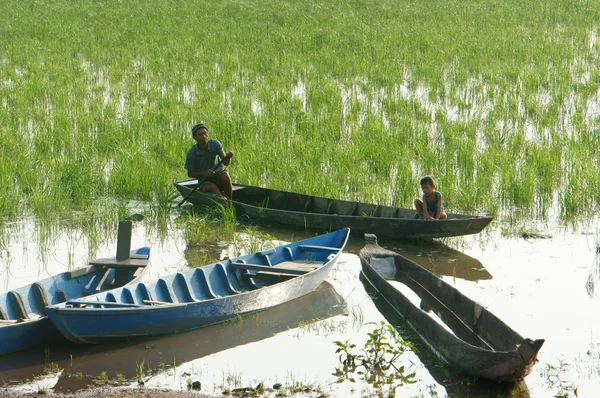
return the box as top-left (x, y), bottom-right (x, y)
top-left (1, 0), bottom-right (600, 228)
top-left (541, 360), bottom-right (578, 398)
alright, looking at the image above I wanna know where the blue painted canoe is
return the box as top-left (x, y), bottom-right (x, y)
top-left (45, 228), bottom-right (350, 344)
top-left (0, 247), bottom-right (150, 356)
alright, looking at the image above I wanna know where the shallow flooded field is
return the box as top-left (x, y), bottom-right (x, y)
top-left (1, 214), bottom-right (599, 397)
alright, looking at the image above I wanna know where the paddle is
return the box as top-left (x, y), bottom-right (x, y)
top-left (177, 160), bottom-right (224, 207)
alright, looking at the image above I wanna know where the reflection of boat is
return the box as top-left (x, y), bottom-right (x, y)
top-left (173, 180), bottom-right (493, 239)
top-left (359, 234), bottom-right (544, 382)
top-left (0, 221), bottom-right (150, 356)
top-left (0, 282), bottom-right (346, 392)
top-left (257, 225), bottom-right (493, 282)
top-left (375, 237), bottom-right (493, 282)
top-left (46, 229), bottom-right (350, 344)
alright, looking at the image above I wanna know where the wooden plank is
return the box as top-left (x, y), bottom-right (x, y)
top-left (241, 272), bottom-right (298, 281)
top-left (231, 262), bottom-right (309, 275)
top-left (89, 258), bottom-right (149, 268)
top-left (66, 300), bottom-right (144, 308)
top-left (66, 265), bottom-right (102, 279)
top-left (0, 319), bottom-right (19, 324)
top-left (299, 245), bottom-right (339, 253)
top-left (143, 300), bottom-right (173, 305)
top-left (273, 261), bottom-right (320, 272)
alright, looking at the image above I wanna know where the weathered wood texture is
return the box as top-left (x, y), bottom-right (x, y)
top-left (359, 234), bottom-right (544, 382)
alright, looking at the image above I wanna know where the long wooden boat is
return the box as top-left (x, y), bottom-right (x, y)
top-left (173, 180), bottom-right (493, 239)
top-left (0, 221), bottom-right (150, 356)
top-left (45, 228), bottom-right (350, 344)
top-left (358, 233), bottom-right (544, 382)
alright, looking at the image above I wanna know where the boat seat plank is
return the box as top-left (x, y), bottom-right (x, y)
top-left (299, 245), bottom-right (340, 253)
top-left (231, 262), bottom-right (309, 275)
top-left (273, 261), bottom-right (320, 272)
top-left (66, 265), bottom-right (103, 279)
top-left (66, 300), bottom-right (144, 308)
top-left (89, 258), bottom-right (149, 268)
top-left (0, 319), bottom-right (19, 324)
top-left (241, 272), bottom-right (298, 281)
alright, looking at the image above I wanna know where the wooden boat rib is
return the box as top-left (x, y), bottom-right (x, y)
top-left (358, 233), bottom-right (544, 382)
top-left (0, 221), bottom-right (150, 356)
top-left (45, 228), bottom-right (350, 344)
top-left (173, 180), bottom-right (493, 239)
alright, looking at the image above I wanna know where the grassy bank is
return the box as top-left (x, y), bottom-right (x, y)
top-left (1, 0), bottom-right (599, 223)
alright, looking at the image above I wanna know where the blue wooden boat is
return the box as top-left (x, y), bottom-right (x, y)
top-left (0, 247), bottom-right (150, 356)
top-left (45, 228), bottom-right (350, 344)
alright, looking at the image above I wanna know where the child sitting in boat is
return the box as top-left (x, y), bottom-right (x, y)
top-left (414, 176), bottom-right (447, 220)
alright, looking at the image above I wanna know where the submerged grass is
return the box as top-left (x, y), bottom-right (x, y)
top-left (1, 0), bottom-right (600, 227)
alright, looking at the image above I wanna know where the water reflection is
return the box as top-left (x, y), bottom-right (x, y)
top-left (257, 224), bottom-right (493, 282)
top-left (374, 237), bottom-right (493, 282)
top-left (0, 282), bottom-right (346, 393)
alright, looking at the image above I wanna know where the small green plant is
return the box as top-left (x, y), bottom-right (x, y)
top-left (94, 370), bottom-right (109, 385)
top-left (333, 321), bottom-right (417, 395)
top-left (42, 362), bottom-right (61, 375)
top-left (37, 385), bottom-right (49, 395)
top-left (541, 360), bottom-right (578, 398)
top-left (114, 373), bottom-right (125, 385)
top-left (136, 359), bottom-right (146, 385)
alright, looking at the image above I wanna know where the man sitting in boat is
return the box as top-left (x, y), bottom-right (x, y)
top-left (184, 123), bottom-right (234, 200)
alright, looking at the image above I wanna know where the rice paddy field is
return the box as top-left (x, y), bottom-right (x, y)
top-left (1, 0), bottom-right (600, 397)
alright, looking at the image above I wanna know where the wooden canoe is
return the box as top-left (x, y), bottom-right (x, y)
top-left (358, 233), bottom-right (544, 382)
top-left (0, 221), bottom-right (150, 356)
top-left (173, 180), bottom-right (493, 239)
top-left (45, 228), bottom-right (350, 344)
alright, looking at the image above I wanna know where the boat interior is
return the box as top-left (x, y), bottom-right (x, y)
top-left (0, 267), bottom-right (119, 323)
top-left (66, 243), bottom-right (341, 308)
top-left (231, 185), bottom-right (418, 218)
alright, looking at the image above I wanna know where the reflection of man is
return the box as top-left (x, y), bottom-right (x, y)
top-left (184, 124), bottom-right (234, 200)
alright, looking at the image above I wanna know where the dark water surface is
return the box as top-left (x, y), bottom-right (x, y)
top-left (1, 217), bottom-right (599, 397)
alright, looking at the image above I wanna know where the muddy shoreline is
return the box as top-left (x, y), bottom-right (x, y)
top-left (1, 387), bottom-right (217, 398)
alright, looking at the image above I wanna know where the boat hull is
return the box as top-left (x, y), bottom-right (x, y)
top-left (358, 234), bottom-right (544, 382)
top-left (46, 229), bottom-right (350, 344)
top-left (173, 181), bottom-right (492, 239)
